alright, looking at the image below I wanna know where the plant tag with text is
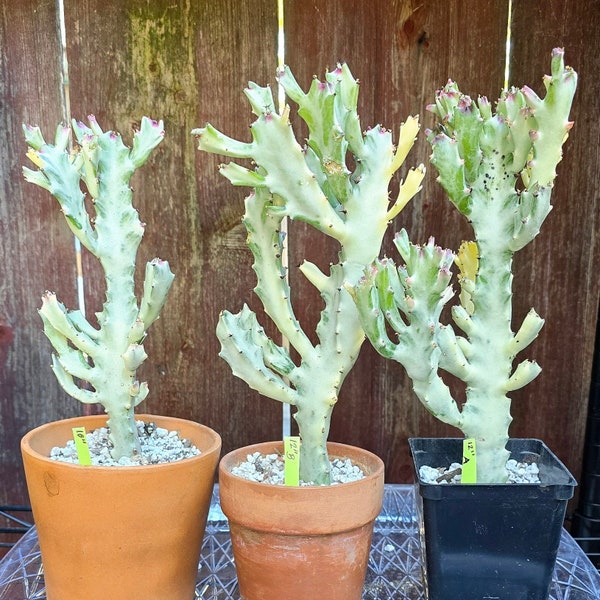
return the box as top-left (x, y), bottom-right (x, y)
top-left (284, 436), bottom-right (300, 486)
top-left (461, 438), bottom-right (477, 483)
top-left (72, 426), bottom-right (92, 466)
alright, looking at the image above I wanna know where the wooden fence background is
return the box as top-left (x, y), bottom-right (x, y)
top-left (0, 0), bottom-right (599, 506)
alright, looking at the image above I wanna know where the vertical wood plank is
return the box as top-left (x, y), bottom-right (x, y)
top-left (0, 0), bottom-right (280, 505)
top-left (61, 0), bottom-right (280, 455)
top-left (283, 0), bottom-right (510, 481)
top-left (0, 0), bottom-right (65, 504)
top-left (507, 0), bottom-right (600, 482)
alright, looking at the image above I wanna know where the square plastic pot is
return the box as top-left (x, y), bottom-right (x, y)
top-left (409, 438), bottom-right (576, 600)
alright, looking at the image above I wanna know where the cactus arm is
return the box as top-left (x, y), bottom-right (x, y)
top-left (121, 344), bottom-right (148, 372)
top-left (22, 166), bottom-right (52, 191)
top-left (131, 381), bottom-right (149, 407)
top-left (454, 241), bottom-right (477, 314)
top-left (67, 310), bottom-right (101, 341)
top-left (219, 163), bottom-right (266, 187)
top-left (509, 186), bottom-right (553, 252)
top-left (350, 231), bottom-right (463, 425)
top-left (193, 99), bottom-right (346, 240)
top-left (216, 306), bottom-right (299, 405)
top-left (137, 259), bottom-right (176, 334)
top-left (436, 325), bottom-right (472, 380)
top-left (24, 116), bottom-right (170, 460)
top-left (192, 123), bottom-right (255, 159)
top-left (49, 355), bottom-right (98, 404)
top-left (345, 263), bottom-right (399, 361)
top-left (244, 187), bottom-right (314, 358)
top-left (388, 164), bottom-right (426, 221)
top-left (128, 117), bottom-right (165, 168)
top-left (391, 116), bottom-right (422, 172)
top-left (508, 309), bottom-right (545, 357)
top-left (521, 48), bottom-right (577, 188)
top-left (39, 293), bottom-right (98, 356)
top-left (196, 64), bottom-right (422, 484)
top-left (505, 359), bottom-right (542, 392)
top-left (43, 327), bottom-right (95, 383)
top-left (427, 134), bottom-right (471, 215)
top-left (449, 304), bottom-right (476, 338)
top-left (298, 260), bottom-right (329, 294)
top-left (23, 127), bottom-right (98, 255)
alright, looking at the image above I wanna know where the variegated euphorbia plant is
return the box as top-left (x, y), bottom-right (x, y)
top-left (351, 49), bottom-right (577, 483)
top-left (193, 64), bottom-right (424, 484)
top-left (23, 116), bottom-right (174, 460)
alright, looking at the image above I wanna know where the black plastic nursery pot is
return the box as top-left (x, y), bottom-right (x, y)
top-left (409, 438), bottom-right (576, 600)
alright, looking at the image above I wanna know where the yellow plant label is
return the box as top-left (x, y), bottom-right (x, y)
top-left (284, 436), bottom-right (300, 486)
top-left (461, 438), bottom-right (477, 484)
top-left (72, 426), bottom-right (92, 466)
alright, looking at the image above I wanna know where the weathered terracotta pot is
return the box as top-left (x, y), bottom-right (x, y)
top-left (21, 414), bottom-right (221, 600)
top-left (219, 441), bottom-right (385, 600)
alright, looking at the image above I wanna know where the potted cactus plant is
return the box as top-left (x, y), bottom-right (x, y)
top-left (20, 116), bottom-right (221, 600)
top-left (350, 49), bottom-right (578, 599)
top-left (192, 64), bottom-right (424, 599)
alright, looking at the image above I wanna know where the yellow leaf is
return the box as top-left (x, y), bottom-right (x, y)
top-left (455, 241), bottom-right (479, 281)
top-left (26, 149), bottom-right (44, 168)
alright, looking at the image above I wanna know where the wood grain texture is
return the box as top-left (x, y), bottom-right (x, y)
top-left (283, 0), bottom-right (511, 481)
top-left (0, 0), bottom-right (280, 504)
top-left (0, 0), bottom-right (66, 504)
top-left (61, 0), bottom-right (281, 452)
top-left (0, 0), bottom-right (598, 509)
top-left (507, 0), bottom-right (600, 486)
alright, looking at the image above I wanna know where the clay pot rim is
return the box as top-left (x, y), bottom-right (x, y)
top-left (219, 440), bottom-right (384, 491)
top-left (219, 440), bottom-right (385, 534)
top-left (21, 413), bottom-right (222, 473)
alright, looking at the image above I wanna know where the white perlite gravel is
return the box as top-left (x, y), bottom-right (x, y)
top-left (50, 420), bottom-right (200, 466)
top-left (419, 459), bottom-right (541, 484)
top-left (231, 451), bottom-right (365, 486)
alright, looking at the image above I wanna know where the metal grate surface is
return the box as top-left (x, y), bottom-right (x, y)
top-left (1, 485), bottom-right (599, 599)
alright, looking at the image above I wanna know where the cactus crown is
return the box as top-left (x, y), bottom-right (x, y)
top-left (351, 49), bottom-right (577, 483)
top-left (23, 116), bottom-right (174, 460)
top-left (193, 64), bottom-right (424, 484)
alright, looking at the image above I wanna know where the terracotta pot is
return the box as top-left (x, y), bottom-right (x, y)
top-left (219, 441), bottom-right (385, 600)
top-left (21, 414), bottom-right (221, 600)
